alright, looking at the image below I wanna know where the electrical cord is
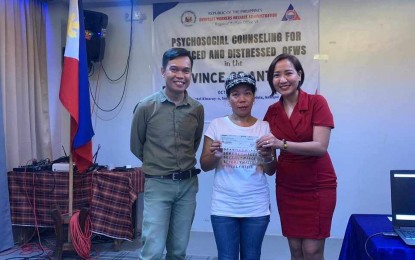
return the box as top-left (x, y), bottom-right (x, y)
top-left (364, 231), bottom-right (399, 260)
top-left (88, 61), bottom-right (95, 76)
top-left (364, 232), bottom-right (383, 260)
top-left (89, 0), bottom-right (133, 113)
top-left (10, 173), bottom-right (53, 260)
top-left (70, 210), bottom-right (92, 259)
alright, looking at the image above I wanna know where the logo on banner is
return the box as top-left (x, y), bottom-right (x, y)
top-left (282, 4), bottom-right (301, 21)
top-left (181, 11), bottom-right (196, 26)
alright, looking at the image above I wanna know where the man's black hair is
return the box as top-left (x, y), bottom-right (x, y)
top-left (162, 48), bottom-right (193, 69)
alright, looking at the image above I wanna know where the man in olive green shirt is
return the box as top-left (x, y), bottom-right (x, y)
top-left (130, 48), bottom-right (204, 260)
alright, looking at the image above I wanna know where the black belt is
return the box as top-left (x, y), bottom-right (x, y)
top-left (145, 168), bottom-right (201, 181)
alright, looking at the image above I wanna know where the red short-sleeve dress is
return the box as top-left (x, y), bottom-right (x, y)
top-left (264, 90), bottom-right (337, 239)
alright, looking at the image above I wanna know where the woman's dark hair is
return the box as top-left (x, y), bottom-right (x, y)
top-left (266, 53), bottom-right (305, 96)
top-left (162, 48), bottom-right (193, 69)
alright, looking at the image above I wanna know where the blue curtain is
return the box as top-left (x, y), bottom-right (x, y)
top-left (0, 81), bottom-right (13, 251)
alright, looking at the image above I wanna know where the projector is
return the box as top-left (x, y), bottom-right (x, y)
top-left (52, 163), bottom-right (71, 172)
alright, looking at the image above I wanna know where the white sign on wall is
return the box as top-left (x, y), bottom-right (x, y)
top-left (153, 0), bottom-right (320, 121)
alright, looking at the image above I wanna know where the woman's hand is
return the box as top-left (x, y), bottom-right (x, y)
top-left (209, 140), bottom-right (223, 158)
top-left (256, 146), bottom-right (273, 159)
top-left (256, 126), bottom-right (332, 157)
top-left (256, 135), bottom-right (278, 176)
top-left (256, 133), bottom-right (282, 150)
top-left (200, 137), bottom-right (222, 172)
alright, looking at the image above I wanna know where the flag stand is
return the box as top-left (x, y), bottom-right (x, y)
top-left (51, 154), bottom-right (89, 259)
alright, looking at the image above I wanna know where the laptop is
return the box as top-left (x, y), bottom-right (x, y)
top-left (390, 170), bottom-right (415, 246)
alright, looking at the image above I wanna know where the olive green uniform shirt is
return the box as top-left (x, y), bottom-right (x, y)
top-left (130, 88), bottom-right (204, 175)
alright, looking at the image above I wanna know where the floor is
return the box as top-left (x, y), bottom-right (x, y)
top-left (3, 192), bottom-right (343, 260)
top-left (1, 228), bottom-right (343, 259)
top-left (186, 231), bottom-right (343, 260)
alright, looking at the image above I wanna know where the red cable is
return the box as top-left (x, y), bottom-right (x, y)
top-left (70, 210), bottom-right (92, 259)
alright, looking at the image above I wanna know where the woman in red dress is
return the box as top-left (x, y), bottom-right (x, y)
top-left (256, 53), bottom-right (337, 260)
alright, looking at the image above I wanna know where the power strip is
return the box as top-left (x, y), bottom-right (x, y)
top-left (52, 163), bottom-right (71, 172)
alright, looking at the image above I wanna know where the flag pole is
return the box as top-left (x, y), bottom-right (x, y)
top-left (59, 0), bottom-right (94, 253)
top-left (68, 153), bottom-right (74, 242)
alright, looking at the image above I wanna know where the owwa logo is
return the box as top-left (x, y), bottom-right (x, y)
top-left (282, 4), bottom-right (301, 21)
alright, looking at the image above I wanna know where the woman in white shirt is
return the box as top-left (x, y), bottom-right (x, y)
top-left (200, 72), bottom-right (277, 260)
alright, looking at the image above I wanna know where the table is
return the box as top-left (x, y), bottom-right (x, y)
top-left (339, 214), bottom-right (415, 260)
top-left (8, 168), bottom-right (144, 241)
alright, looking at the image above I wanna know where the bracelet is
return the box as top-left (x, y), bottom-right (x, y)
top-left (263, 156), bottom-right (275, 164)
top-left (282, 139), bottom-right (288, 150)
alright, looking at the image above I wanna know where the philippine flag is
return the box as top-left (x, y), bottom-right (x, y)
top-left (59, 0), bottom-right (94, 173)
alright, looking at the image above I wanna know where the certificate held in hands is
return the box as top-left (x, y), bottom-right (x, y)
top-left (221, 135), bottom-right (260, 169)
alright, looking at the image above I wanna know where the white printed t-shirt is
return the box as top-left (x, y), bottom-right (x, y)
top-left (204, 116), bottom-right (271, 217)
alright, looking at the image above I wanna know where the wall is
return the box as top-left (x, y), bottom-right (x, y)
top-left (319, 0), bottom-right (415, 236)
top-left (47, 0), bottom-right (415, 238)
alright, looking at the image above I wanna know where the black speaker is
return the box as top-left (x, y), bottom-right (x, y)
top-left (84, 10), bottom-right (108, 66)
